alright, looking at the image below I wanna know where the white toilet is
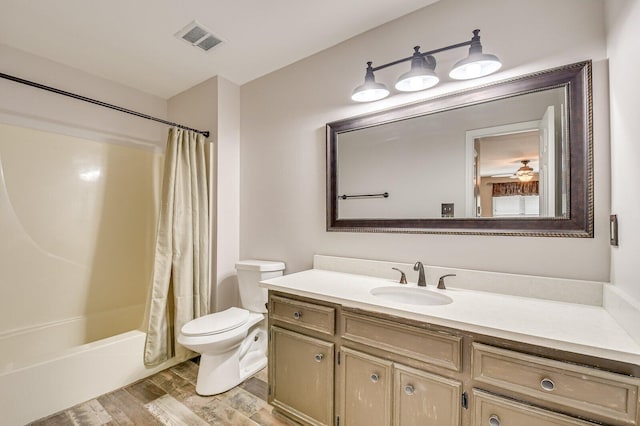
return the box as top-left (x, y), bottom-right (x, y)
top-left (177, 259), bottom-right (285, 395)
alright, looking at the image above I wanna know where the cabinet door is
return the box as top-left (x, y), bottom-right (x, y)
top-left (340, 347), bottom-right (393, 426)
top-left (270, 326), bottom-right (334, 426)
top-left (394, 364), bottom-right (462, 426)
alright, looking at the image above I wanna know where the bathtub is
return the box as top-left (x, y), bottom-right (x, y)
top-left (0, 305), bottom-right (189, 425)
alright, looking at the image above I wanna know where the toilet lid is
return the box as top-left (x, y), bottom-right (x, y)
top-left (180, 307), bottom-right (250, 337)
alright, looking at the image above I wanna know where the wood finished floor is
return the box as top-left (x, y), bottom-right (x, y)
top-left (29, 359), bottom-right (294, 426)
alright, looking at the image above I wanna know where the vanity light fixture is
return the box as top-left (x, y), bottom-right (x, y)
top-left (515, 160), bottom-right (535, 182)
top-left (351, 29), bottom-right (501, 102)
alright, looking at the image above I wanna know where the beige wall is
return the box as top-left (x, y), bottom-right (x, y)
top-left (240, 0), bottom-right (611, 281)
top-left (168, 76), bottom-right (241, 311)
top-left (606, 0), bottom-right (640, 301)
top-left (0, 44), bottom-right (167, 150)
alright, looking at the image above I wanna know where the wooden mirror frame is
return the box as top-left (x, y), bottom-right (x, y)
top-left (326, 61), bottom-right (593, 237)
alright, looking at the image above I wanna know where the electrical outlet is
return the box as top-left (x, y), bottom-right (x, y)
top-left (441, 203), bottom-right (454, 218)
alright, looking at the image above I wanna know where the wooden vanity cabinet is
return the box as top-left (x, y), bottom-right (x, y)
top-left (268, 292), bottom-right (640, 426)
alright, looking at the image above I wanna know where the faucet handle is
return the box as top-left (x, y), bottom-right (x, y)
top-left (391, 268), bottom-right (408, 284)
top-left (437, 274), bottom-right (456, 290)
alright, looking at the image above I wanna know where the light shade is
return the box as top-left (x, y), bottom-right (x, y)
top-left (515, 160), bottom-right (535, 182)
top-left (395, 51), bottom-right (439, 92)
top-left (449, 30), bottom-right (502, 80)
top-left (352, 62), bottom-right (390, 102)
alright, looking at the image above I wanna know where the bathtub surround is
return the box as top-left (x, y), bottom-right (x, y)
top-left (0, 123), bottom-right (173, 425)
top-left (144, 128), bottom-right (210, 366)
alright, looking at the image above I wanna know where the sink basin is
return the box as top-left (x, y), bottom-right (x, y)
top-left (370, 286), bottom-right (453, 306)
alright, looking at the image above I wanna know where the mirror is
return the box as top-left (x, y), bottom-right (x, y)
top-left (327, 61), bottom-right (593, 237)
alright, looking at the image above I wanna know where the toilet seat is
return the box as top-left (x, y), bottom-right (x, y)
top-left (181, 307), bottom-right (250, 337)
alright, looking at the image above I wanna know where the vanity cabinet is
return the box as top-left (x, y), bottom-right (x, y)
top-left (268, 292), bottom-right (640, 426)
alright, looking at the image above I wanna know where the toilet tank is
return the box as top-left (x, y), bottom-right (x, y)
top-left (235, 260), bottom-right (285, 313)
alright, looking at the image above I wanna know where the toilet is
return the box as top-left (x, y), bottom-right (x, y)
top-left (177, 259), bottom-right (285, 395)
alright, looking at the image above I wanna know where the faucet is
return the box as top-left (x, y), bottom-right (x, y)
top-left (413, 261), bottom-right (426, 287)
top-left (437, 274), bottom-right (456, 290)
top-left (391, 267), bottom-right (408, 284)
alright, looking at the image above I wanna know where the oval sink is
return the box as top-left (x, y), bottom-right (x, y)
top-left (370, 286), bottom-right (453, 306)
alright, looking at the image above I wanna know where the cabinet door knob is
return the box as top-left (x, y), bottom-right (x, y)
top-left (314, 353), bottom-right (324, 362)
top-left (370, 373), bottom-right (379, 383)
top-left (404, 385), bottom-right (415, 395)
top-left (488, 414), bottom-right (500, 426)
top-left (540, 377), bottom-right (555, 391)
top-left (293, 311), bottom-right (302, 320)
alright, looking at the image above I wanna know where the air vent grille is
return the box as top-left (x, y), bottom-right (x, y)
top-left (197, 35), bottom-right (223, 51)
top-left (175, 20), bottom-right (224, 52)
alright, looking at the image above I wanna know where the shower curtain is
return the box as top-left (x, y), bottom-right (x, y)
top-left (144, 128), bottom-right (209, 366)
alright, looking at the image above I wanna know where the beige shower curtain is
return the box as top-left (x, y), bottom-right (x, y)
top-left (144, 128), bottom-right (209, 366)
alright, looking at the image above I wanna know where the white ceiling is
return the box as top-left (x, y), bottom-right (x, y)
top-left (478, 131), bottom-right (540, 177)
top-left (1, 0), bottom-right (440, 99)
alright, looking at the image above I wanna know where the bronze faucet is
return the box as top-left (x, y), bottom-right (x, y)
top-left (437, 274), bottom-right (456, 290)
top-left (414, 262), bottom-right (426, 287)
top-left (391, 268), bottom-right (407, 284)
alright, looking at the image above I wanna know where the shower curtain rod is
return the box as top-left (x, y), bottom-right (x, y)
top-left (0, 72), bottom-right (210, 138)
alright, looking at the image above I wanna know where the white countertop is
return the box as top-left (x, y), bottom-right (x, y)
top-left (261, 268), bottom-right (640, 365)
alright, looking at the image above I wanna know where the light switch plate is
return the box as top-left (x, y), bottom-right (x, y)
top-left (610, 214), bottom-right (619, 246)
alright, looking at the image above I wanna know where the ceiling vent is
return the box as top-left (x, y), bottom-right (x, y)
top-left (175, 20), bottom-right (223, 52)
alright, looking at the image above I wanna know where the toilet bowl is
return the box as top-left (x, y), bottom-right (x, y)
top-left (177, 259), bottom-right (285, 396)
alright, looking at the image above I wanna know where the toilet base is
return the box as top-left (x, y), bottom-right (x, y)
top-left (195, 350), bottom-right (267, 396)
top-left (193, 324), bottom-right (268, 396)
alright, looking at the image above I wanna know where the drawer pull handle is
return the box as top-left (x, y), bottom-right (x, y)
top-left (488, 414), bottom-right (500, 426)
top-left (314, 353), bottom-right (324, 362)
top-left (404, 385), bottom-right (415, 395)
top-left (540, 378), bottom-right (556, 391)
top-left (370, 373), bottom-right (379, 383)
top-left (293, 311), bottom-right (302, 320)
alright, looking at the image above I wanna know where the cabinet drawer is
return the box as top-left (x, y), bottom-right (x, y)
top-left (342, 311), bottom-right (462, 371)
top-left (270, 295), bottom-right (336, 336)
top-left (472, 343), bottom-right (640, 425)
top-left (472, 389), bottom-right (597, 426)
